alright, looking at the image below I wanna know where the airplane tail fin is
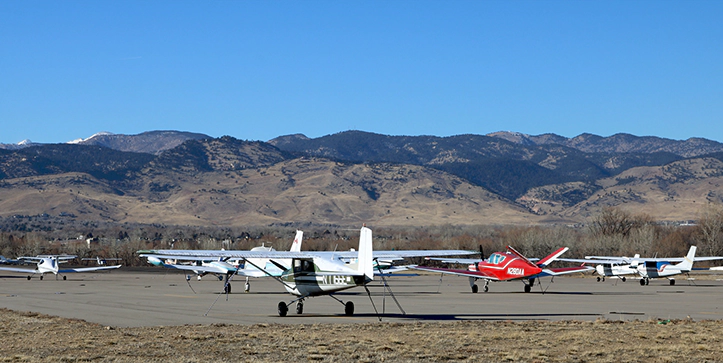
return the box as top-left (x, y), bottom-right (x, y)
top-left (290, 230), bottom-right (303, 252)
top-left (535, 247), bottom-right (569, 267)
top-left (675, 246), bottom-right (696, 271)
top-left (358, 226), bottom-right (374, 280)
top-left (506, 246), bottom-right (538, 267)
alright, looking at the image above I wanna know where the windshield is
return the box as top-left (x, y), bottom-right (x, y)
top-left (487, 253), bottom-right (506, 264)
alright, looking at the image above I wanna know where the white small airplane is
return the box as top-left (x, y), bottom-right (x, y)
top-left (558, 253), bottom-right (642, 283)
top-left (145, 230), bottom-right (304, 293)
top-left (139, 226), bottom-right (474, 317)
top-left (0, 255), bottom-right (122, 280)
top-left (560, 246), bottom-right (723, 286)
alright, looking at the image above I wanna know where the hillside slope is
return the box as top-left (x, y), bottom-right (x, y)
top-left (0, 159), bottom-right (540, 226)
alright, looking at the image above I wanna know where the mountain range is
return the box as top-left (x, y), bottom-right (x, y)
top-left (2, 130), bottom-right (723, 227)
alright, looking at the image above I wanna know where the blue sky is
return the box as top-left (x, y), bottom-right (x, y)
top-left (2, 1), bottom-right (722, 144)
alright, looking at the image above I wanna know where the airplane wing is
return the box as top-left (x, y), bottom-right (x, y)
top-left (138, 249), bottom-right (475, 260)
top-left (22, 255), bottom-right (77, 261)
top-left (535, 266), bottom-right (594, 277)
top-left (693, 256), bottom-right (723, 261)
top-left (426, 257), bottom-right (482, 264)
top-left (311, 250), bottom-right (476, 260)
top-left (375, 265), bottom-right (412, 274)
top-left (572, 256), bottom-right (723, 263)
top-left (0, 266), bottom-right (39, 274)
top-left (152, 263), bottom-right (231, 274)
top-left (558, 258), bottom-right (627, 265)
top-left (57, 265), bottom-right (122, 273)
top-left (409, 266), bottom-right (501, 281)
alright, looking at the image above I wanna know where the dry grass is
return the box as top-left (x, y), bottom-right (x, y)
top-left (1, 308), bottom-right (722, 362)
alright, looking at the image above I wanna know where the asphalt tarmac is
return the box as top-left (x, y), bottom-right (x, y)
top-left (2, 269), bottom-right (723, 327)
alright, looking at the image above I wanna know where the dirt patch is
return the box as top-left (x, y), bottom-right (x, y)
top-left (1, 308), bottom-right (721, 362)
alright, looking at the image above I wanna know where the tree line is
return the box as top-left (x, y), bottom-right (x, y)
top-left (2, 205), bottom-right (723, 267)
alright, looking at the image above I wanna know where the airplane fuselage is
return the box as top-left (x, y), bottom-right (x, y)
top-left (36, 257), bottom-right (61, 275)
top-left (468, 252), bottom-right (542, 280)
top-left (280, 257), bottom-right (370, 297)
top-left (637, 261), bottom-right (688, 278)
top-left (595, 263), bottom-right (638, 277)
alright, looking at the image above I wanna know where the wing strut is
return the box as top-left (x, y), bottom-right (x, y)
top-left (185, 275), bottom-right (197, 294)
top-left (377, 264), bottom-right (405, 315)
top-left (204, 268), bottom-right (242, 316)
top-left (364, 286), bottom-right (382, 322)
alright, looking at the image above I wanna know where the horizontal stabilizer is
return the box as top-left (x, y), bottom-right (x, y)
top-left (536, 247), bottom-right (569, 267)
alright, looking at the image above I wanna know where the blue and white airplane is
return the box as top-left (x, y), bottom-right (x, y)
top-left (559, 246), bottom-right (723, 285)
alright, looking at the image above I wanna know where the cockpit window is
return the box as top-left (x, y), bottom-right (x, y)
top-left (487, 253), bottom-right (506, 264)
top-left (293, 259), bottom-right (315, 273)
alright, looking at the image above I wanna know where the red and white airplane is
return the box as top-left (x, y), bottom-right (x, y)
top-left (413, 246), bottom-right (592, 293)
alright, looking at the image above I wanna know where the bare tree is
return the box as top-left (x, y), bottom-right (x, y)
top-left (696, 203), bottom-right (723, 257)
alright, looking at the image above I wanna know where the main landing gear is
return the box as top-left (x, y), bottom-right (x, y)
top-left (470, 278), bottom-right (490, 293)
top-left (639, 277), bottom-right (674, 286)
top-left (639, 277), bottom-right (675, 286)
top-left (222, 274), bottom-right (232, 294)
top-left (277, 296), bottom-right (355, 317)
top-left (523, 278), bottom-right (536, 293)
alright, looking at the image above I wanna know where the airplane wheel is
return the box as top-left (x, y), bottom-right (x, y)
top-left (471, 284), bottom-right (479, 293)
top-left (645, 279), bottom-right (650, 286)
top-left (27, 276), bottom-right (31, 280)
top-left (670, 280), bottom-right (675, 286)
top-left (639, 279), bottom-right (645, 286)
top-left (621, 277), bottom-right (625, 282)
top-left (224, 284), bottom-right (231, 294)
top-left (63, 276), bottom-right (66, 281)
top-left (217, 276), bottom-right (223, 281)
top-left (344, 301), bottom-right (355, 316)
top-left (484, 285), bottom-right (489, 293)
top-left (524, 285), bottom-right (531, 293)
top-left (40, 276), bottom-right (44, 281)
top-left (596, 276), bottom-right (601, 282)
top-left (245, 283), bottom-right (250, 293)
top-left (278, 302), bottom-right (288, 317)
top-left (296, 302), bottom-right (304, 315)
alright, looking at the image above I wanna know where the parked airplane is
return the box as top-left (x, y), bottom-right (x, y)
top-left (556, 253), bottom-right (642, 283)
top-left (412, 246), bottom-right (592, 293)
top-left (145, 231), bottom-right (304, 293)
top-left (0, 255), bottom-right (121, 280)
top-left (560, 246), bottom-right (723, 286)
top-left (139, 226), bottom-right (473, 317)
